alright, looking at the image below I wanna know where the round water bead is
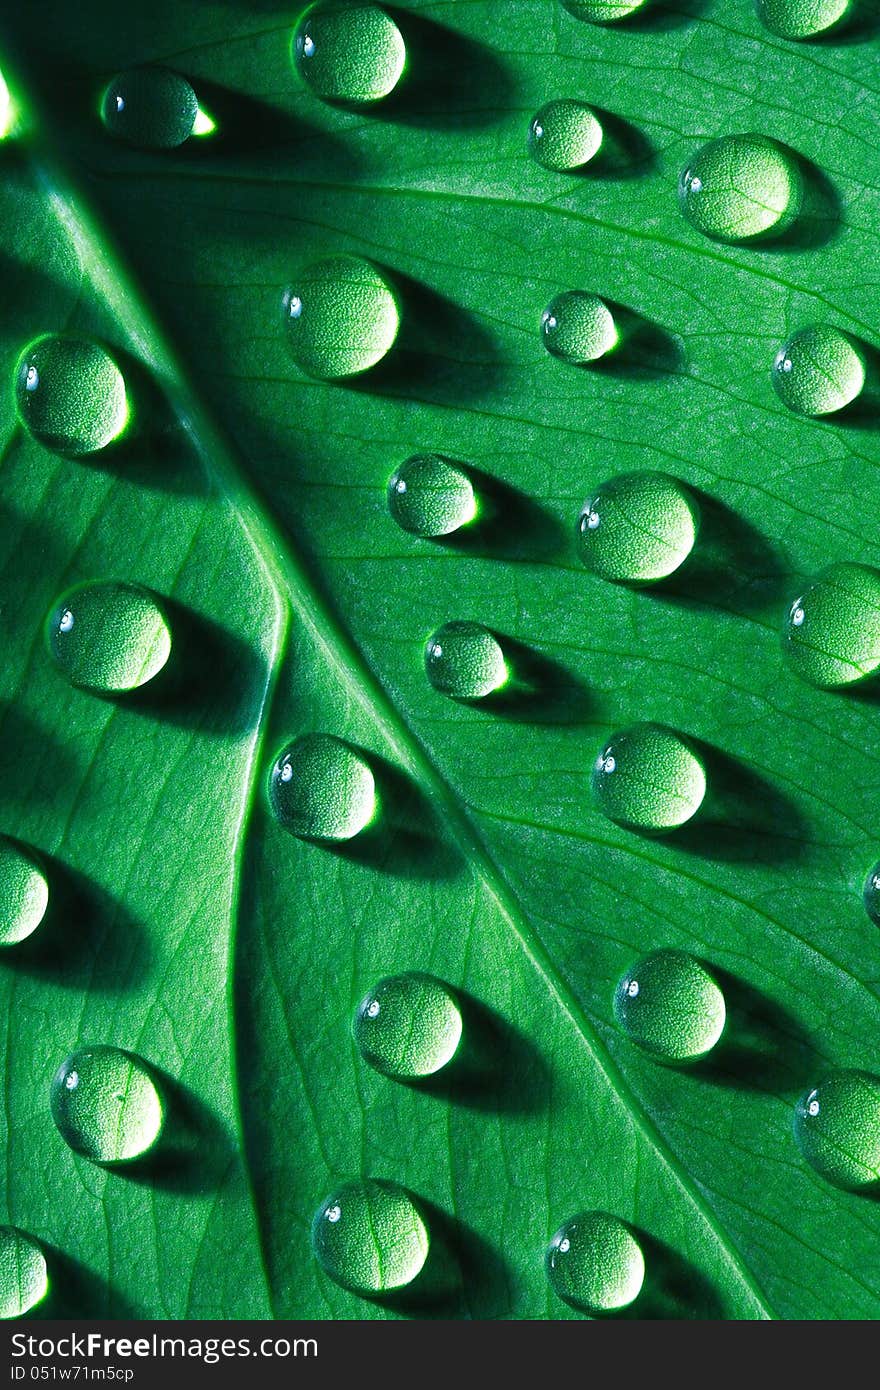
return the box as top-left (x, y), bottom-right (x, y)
top-left (771, 325), bottom-right (865, 416)
top-left (591, 723), bottom-right (706, 832)
top-left (756, 0), bottom-right (850, 38)
top-left (577, 470), bottom-right (699, 585)
top-left (284, 256), bottom-right (400, 379)
top-left (0, 837), bottom-right (49, 947)
top-left (268, 734), bottom-right (376, 841)
top-left (292, 2), bottom-right (406, 104)
top-left (679, 134), bottom-right (803, 243)
top-left (424, 621), bottom-right (508, 700)
top-left (353, 973), bottom-right (463, 1079)
top-left (794, 1070), bottom-right (880, 1190)
top-left (541, 292), bottom-right (617, 364)
top-left (782, 563), bottom-right (880, 689)
top-left (863, 862), bottom-right (880, 926)
top-left (46, 582), bottom-right (172, 695)
top-left (387, 455), bottom-right (477, 538)
top-left (15, 335), bottom-right (128, 457)
top-left (312, 1179), bottom-right (429, 1295)
top-left (546, 1212), bottom-right (644, 1314)
top-left (561, 0), bottom-right (651, 21)
top-left (528, 100), bottom-right (603, 172)
top-left (614, 949), bottom-right (726, 1063)
top-left (100, 67), bottom-right (201, 148)
top-left (0, 1228), bottom-right (48, 1319)
top-left (50, 1046), bottom-right (164, 1164)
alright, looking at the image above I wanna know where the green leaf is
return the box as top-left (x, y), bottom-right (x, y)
top-left (1, 0), bottom-right (879, 1319)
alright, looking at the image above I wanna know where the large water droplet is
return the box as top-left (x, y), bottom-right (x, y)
top-left (50, 1046), bottom-right (164, 1164)
top-left (46, 582), bottom-right (172, 695)
top-left (756, 0), bottom-right (850, 38)
top-left (0, 1228), bottom-right (48, 1319)
top-left (268, 734), bottom-right (376, 841)
top-left (782, 563), bottom-right (880, 689)
top-left (541, 292), bottom-right (618, 364)
top-left (546, 1212), bottom-right (644, 1313)
top-left (614, 949), bottom-right (726, 1062)
top-left (0, 837), bottom-right (49, 947)
top-left (312, 1179), bottom-right (429, 1294)
top-left (100, 68), bottom-right (202, 149)
top-left (387, 455), bottom-right (477, 538)
top-left (863, 862), bottom-right (880, 926)
top-left (528, 100), bottom-right (603, 171)
top-left (577, 471), bottom-right (699, 585)
top-left (15, 336), bottom-right (128, 457)
top-left (561, 0), bottom-right (651, 22)
top-left (292, 2), bottom-right (406, 103)
top-left (794, 1070), bottom-right (880, 1190)
top-left (353, 973), bottom-right (463, 1079)
top-left (424, 621), bottom-right (508, 700)
top-left (679, 134), bottom-right (803, 242)
top-left (591, 723), bottom-right (706, 832)
top-left (771, 324), bottom-right (865, 416)
top-left (284, 256), bottom-right (399, 379)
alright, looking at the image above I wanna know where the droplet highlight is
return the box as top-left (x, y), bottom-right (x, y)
top-left (46, 582), bottom-right (172, 695)
top-left (268, 734), bottom-right (376, 841)
top-left (541, 292), bottom-right (618, 364)
top-left (546, 1212), bottom-right (644, 1313)
top-left (50, 1046), bottom-right (164, 1164)
top-left (284, 256), bottom-right (400, 378)
top-left (577, 471), bottom-right (699, 585)
top-left (0, 1228), bottom-right (48, 1319)
top-left (781, 563), bottom-right (880, 689)
top-left (100, 68), bottom-right (200, 149)
top-left (0, 837), bottom-right (49, 947)
top-left (312, 1179), bottom-right (429, 1294)
top-left (387, 455), bottom-right (477, 538)
top-left (424, 621), bottom-right (508, 700)
top-left (528, 100), bottom-right (603, 171)
top-left (679, 134), bottom-right (803, 242)
top-left (756, 0), bottom-right (850, 38)
top-left (292, 2), bottom-right (406, 103)
top-left (771, 324), bottom-right (865, 416)
top-left (591, 723), bottom-right (706, 832)
top-left (614, 949), bottom-right (726, 1063)
top-left (353, 973), bottom-right (463, 1079)
top-left (561, 0), bottom-right (651, 22)
top-left (794, 1070), bottom-right (880, 1190)
top-left (15, 335), bottom-right (128, 457)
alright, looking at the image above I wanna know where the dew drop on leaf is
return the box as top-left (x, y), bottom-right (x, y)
top-left (756, 0), bottom-right (850, 38)
top-left (45, 581), bottom-right (172, 695)
top-left (268, 733), bottom-right (377, 841)
top-left (528, 99), bottom-right (603, 171)
top-left (678, 134), bottom-right (803, 242)
top-left (613, 949), bottom-right (726, 1062)
top-left (312, 1179), bottom-right (429, 1294)
top-left (541, 291), bottom-right (618, 364)
top-left (424, 621), bottom-right (508, 700)
top-left (546, 1211), bottom-right (644, 1313)
top-left (591, 723), bottom-right (706, 832)
top-left (50, 1046), bottom-right (164, 1164)
top-left (863, 862), bottom-right (880, 926)
top-left (781, 563), bottom-right (880, 689)
top-left (0, 1228), bottom-right (48, 1319)
top-left (577, 470), bottom-right (699, 585)
top-left (292, 2), bottom-right (406, 103)
top-left (0, 836), bottom-right (49, 947)
top-left (353, 973), bottom-right (463, 1079)
top-left (100, 67), bottom-right (202, 149)
top-left (387, 454), bottom-right (477, 538)
top-left (284, 255), bottom-right (399, 378)
top-left (560, 0), bottom-right (651, 24)
top-left (14, 335), bottom-right (128, 457)
top-left (771, 324), bottom-right (865, 416)
top-left (793, 1071), bottom-right (880, 1190)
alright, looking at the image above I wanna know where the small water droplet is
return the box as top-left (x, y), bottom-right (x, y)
top-left (15, 336), bottom-right (128, 457)
top-left (756, 0), bottom-right (850, 38)
top-left (782, 563), bottom-right (880, 688)
top-left (527, 99), bottom-right (603, 171)
top-left (614, 949), bottom-right (726, 1062)
top-left (546, 1212), bottom-right (645, 1313)
top-left (771, 324), bottom-right (865, 416)
top-left (591, 723), bottom-right (706, 832)
top-left (292, 2), bottom-right (406, 103)
top-left (50, 1046), bottom-right (164, 1164)
top-left (577, 471), bottom-right (699, 585)
top-left (387, 455), bottom-right (477, 538)
top-left (353, 973), bottom-right (463, 1079)
top-left (0, 837), bottom-right (49, 948)
top-left (424, 621), bottom-right (508, 700)
top-left (864, 861), bottom-right (880, 925)
top-left (268, 734), bottom-right (376, 841)
top-left (101, 67), bottom-right (200, 149)
top-left (794, 1070), bottom-right (880, 1190)
top-left (678, 134), bottom-right (803, 242)
top-left (541, 291), bottom-right (618, 364)
top-left (0, 1228), bottom-right (48, 1320)
top-left (284, 256), bottom-right (399, 379)
top-left (312, 1179), bottom-right (429, 1294)
top-left (561, 0), bottom-right (651, 23)
top-left (46, 582), bottom-right (172, 695)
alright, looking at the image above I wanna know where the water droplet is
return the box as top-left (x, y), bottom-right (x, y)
top-left (781, 563), bottom-right (880, 689)
top-left (528, 100), bottom-right (603, 171)
top-left (268, 734), bottom-right (376, 841)
top-left (591, 723), bottom-right (706, 832)
top-left (50, 1046), bottom-right (164, 1164)
top-left (312, 1179), bottom-right (429, 1294)
top-left (756, 0), bottom-right (850, 38)
top-left (292, 2), bottom-right (406, 103)
top-left (15, 336), bottom-right (128, 457)
top-left (541, 292), bottom-right (618, 364)
top-left (101, 67), bottom-right (201, 148)
top-left (561, 0), bottom-right (651, 22)
top-left (46, 582), bottom-right (172, 695)
top-left (424, 621), bottom-right (508, 700)
top-left (387, 455), bottom-right (477, 538)
top-left (0, 837), bottom-right (49, 947)
top-left (679, 134), bottom-right (803, 242)
top-left (0, 1228), bottom-right (48, 1319)
top-left (546, 1212), bottom-right (644, 1313)
top-left (353, 973), bottom-right (463, 1079)
top-left (614, 949), bottom-right (726, 1062)
top-left (771, 324), bottom-right (865, 416)
top-left (284, 256), bottom-right (399, 379)
top-left (577, 471), bottom-right (699, 585)
top-left (793, 1070), bottom-right (880, 1190)
top-left (863, 862), bottom-right (880, 925)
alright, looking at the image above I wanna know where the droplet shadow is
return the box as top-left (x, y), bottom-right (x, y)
top-left (367, 10), bottom-right (515, 129)
top-left (767, 153), bottom-right (842, 251)
top-left (483, 634), bottom-right (595, 727)
top-left (40, 1244), bottom-right (141, 1318)
top-left (117, 1068), bottom-right (236, 1197)
top-left (623, 1230), bottom-right (724, 1319)
top-left (659, 488), bottom-right (791, 616)
top-left (674, 740), bottom-right (811, 865)
top-left (700, 970), bottom-right (822, 1092)
top-left (587, 110), bottom-right (656, 180)
top-left (439, 466), bottom-right (568, 563)
top-left (590, 303), bottom-right (684, 380)
top-left (807, 0), bottom-right (880, 44)
top-left (834, 336), bottom-right (880, 427)
top-left (0, 707), bottom-right (80, 810)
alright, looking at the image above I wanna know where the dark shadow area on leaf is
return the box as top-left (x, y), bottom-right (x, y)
top-left (767, 154), bottom-right (842, 252)
top-left (672, 741), bottom-right (810, 865)
top-left (623, 1231), bottom-right (724, 1319)
top-left (475, 634), bottom-right (594, 727)
top-left (367, 1198), bottom-right (512, 1317)
top-left (41, 1244), bottom-right (141, 1319)
top-left (116, 1068), bottom-right (236, 1197)
top-left (589, 304), bottom-right (684, 380)
top-left (0, 707), bottom-right (80, 811)
top-left (657, 488), bottom-right (791, 616)
top-left (699, 970), bottom-right (821, 1092)
top-left (438, 466), bottom-right (568, 563)
top-left (0, 241), bottom-right (79, 326)
top-left (586, 110), bottom-right (657, 179)
top-left (808, 0), bottom-right (880, 43)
